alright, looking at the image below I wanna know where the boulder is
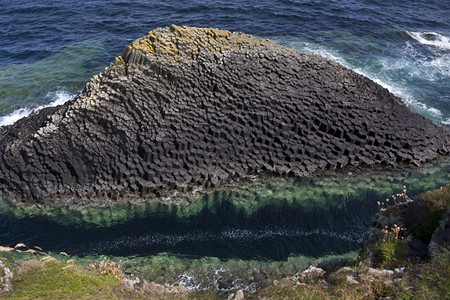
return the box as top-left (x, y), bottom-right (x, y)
top-left (317, 257), bottom-right (353, 273)
top-left (300, 266), bottom-right (326, 279)
top-left (429, 208), bottom-right (450, 258)
top-left (0, 260), bottom-right (13, 296)
top-left (120, 274), bottom-right (187, 295)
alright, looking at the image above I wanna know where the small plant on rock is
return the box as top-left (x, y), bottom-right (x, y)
top-left (377, 224), bottom-right (408, 268)
top-left (89, 257), bottom-right (123, 279)
top-left (378, 186), bottom-right (409, 211)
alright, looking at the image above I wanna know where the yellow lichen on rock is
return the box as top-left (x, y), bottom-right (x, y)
top-left (131, 37), bottom-right (154, 53)
top-left (122, 25), bottom-right (270, 64)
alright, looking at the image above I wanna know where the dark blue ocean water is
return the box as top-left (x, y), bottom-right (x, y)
top-left (0, 0), bottom-right (449, 127)
top-left (0, 0), bottom-right (450, 290)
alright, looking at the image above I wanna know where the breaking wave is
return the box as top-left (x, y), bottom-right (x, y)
top-left (0, 91), bottom-right (74, 127)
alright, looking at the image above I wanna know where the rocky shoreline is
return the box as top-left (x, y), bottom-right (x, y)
top-left (2, 185), bottom-right (449, 299)
top-left (0, 25), bottom-right (448, 204)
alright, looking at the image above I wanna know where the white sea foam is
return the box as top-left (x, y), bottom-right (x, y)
top-left (293, 41), bottom-right (447, 125)
top-left (178, 272), bottom-right (203, 291)
top-left (427, 56), bottom-right (450, 78)
top-left (0, 107), bottom-right (33, 127)
top-left (89, 226), bottom-right (366, 253)
top-left (0, 90), bottom-right (74, 127)
top-left (364, 73), bottom-right (444, 118)
top-left (400, 41), bottom-right (450, 80)
top-left (407, 31), bottom-right (450, 51)
top-left (191, 187), bottom-right (203, 194)
top-left (160, 191), bottom-right (178, 201)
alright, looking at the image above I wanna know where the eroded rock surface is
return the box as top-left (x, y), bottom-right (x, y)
top-left (429, 208), bottom-right (450, 258)
top-left (0, 25), bottom-right (449, 203)
top-left (0, 260), bottom-right (13, 296)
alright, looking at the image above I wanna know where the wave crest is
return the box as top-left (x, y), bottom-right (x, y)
top-left (0, 91), bottom-right (74, 127)
top-left (407, 31), bottom-right (450, 51)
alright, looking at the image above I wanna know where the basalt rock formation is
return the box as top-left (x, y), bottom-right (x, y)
top-left (0, 25), bottom-right (449, 203)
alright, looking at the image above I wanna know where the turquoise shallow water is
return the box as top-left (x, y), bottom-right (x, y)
top-left (1, 156), bottom-right (449, 291)
top-left (1, 157), bottom-right (449, 261)
top-left (1, 0), bottom-right (449, 126)
top-left (0, 0), bottom-right (449, 292)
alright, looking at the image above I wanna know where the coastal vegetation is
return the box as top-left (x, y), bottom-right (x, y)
top-left (249, 252), bottom-right (450, 299)
top-left (1, 244), bottom-right (448, 299)
top-left (1, 0), bottom-right (449, 298)
top-left (1, 184), bottom-right (449, 299)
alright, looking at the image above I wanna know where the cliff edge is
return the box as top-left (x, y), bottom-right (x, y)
top-left (0, 25), bottom-right (449, 203)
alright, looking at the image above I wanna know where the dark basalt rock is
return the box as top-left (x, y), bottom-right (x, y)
top-left (0, 25), bottom-right (449, 203)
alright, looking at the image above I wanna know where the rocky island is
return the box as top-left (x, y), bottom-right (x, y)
top-left (0, 25), bottom-right (448, 204)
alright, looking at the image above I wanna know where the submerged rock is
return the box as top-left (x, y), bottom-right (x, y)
top-left (0, 25), bottom-right (449, 203)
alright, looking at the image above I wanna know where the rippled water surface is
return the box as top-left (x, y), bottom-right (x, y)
top-left (1, 0), bottom-right (449, 126)
top-left (0, 0), bottom-right (449, 291)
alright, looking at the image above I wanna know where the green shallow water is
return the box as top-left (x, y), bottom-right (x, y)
top-left (0, 249), bottom-right (359, 293)
top-left (0, 38), bottom-right (109, 122)
top-left (89, 251), bottom-right (359, 292)
top-left (1, 156), bottom-right (449, 228)
top-left (0, 157), bottom-right (449, 292)
top-left (1, 0), bottom-right (449, 294)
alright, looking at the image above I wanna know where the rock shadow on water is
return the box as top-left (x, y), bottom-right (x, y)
top-left (0, 155), bottom-right (449, 260)
top-left (0, 197), bottom-right (368, 260)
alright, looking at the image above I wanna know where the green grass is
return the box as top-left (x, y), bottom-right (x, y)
top-left (247, 283), bottom-right (327, 300)
top-left (392, 253), bottom-right (450, 300)
top-left (248, 269), bottom-right (391, 300)
top-left (250, 252), bottom-right (450, 300)
top-left (2, 245), bottom-right (449, 300)
top-left (7, 261), bottom-right (120, 300)
top-left (405, 184), bottom-right (450, 243)
top-left (376, 240), bottom-right (408, 269)
top-left (2, 255), bottom-right (209, 300)
top-left (2, 184), bottom-right (449, 299)
top-left (187, 291), bottom-right (223, 299)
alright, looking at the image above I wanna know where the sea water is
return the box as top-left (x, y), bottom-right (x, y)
top-left (1, 0), bottom-right (449, 127)
top-left (0, 0), bottom-right (449, 291)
